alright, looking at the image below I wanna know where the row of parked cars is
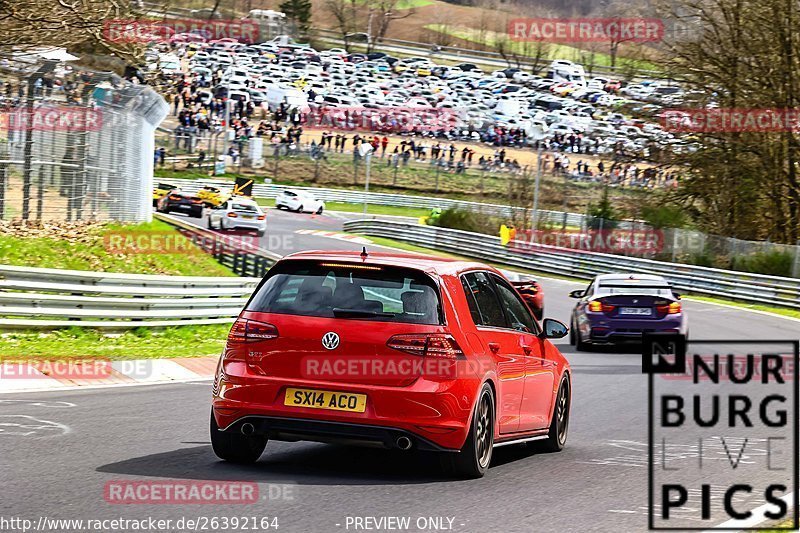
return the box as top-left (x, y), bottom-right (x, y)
top-left (147, 36), bottom-right (693, 157)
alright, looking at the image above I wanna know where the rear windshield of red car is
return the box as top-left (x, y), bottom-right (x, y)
top-left (246, 260), bottom-right (443, 325)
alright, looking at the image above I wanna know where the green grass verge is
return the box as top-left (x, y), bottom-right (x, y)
top-left (685, 295), bottom-right (800, 320)
top-left (155, 169), bottom-right (247, 181)
top-left (361, 234), bottom-right (800, 319)
top-left (425, 24), bottom-right (659, 71)
top-left (0, 324), bottom-right (230, 361)
top-left (0, 220), bottom-right (234, 276)
top-left (326, 201), bottom-right (430, 218)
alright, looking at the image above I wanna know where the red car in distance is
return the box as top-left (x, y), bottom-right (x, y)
top-left (211, 250), bottom-right (571, 478)
top-left (511, 279), bottom-right (544, 320)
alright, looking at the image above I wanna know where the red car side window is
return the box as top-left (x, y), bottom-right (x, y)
top-left (460, 272), bottom-right (506, 328)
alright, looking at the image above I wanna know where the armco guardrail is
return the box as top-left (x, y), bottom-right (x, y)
top-left (154, 212), bottom-right (281, 277)
top-left (0, 264), bottom-right (258, 330)
top-left (344, 219), bottom-right (800, 310)
top-left (0, 217), bottom-right (280, 330)
top-left (163, 178), bottom-right (591, 227)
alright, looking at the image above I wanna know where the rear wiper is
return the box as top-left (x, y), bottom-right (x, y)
top-left (332, 308), bottom-right (395, 318)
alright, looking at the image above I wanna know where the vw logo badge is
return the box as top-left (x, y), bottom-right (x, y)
top-left (322, 332), bottom-right (340, 350)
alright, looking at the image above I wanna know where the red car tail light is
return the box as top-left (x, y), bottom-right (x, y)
top-left (257, 214), bottom-right (266, 220)
top-left (227, 318), bottom-right (279, 344)
top-left (168, 194), bottom-right (182, 201)
top-left (227, 212), bottom-right (238, 218)
top-left (656, 302), bottom-right (682, 314)
top-left (387, 334), bottom-right (465, 360)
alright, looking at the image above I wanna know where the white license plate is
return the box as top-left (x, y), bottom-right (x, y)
top-left (620, 307), bottom-right (652, 316)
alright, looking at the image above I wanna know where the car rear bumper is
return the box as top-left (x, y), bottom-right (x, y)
top-left (226, 219), bottom-right (266, 231)
top-left (586, 316), bottom-right (686, 343)
top-left (169, 202), bottom-right (202, 212)
top-left (212, 367), bottom-right (477, 451)
top-left (216, 415), bottom-right (456, 452)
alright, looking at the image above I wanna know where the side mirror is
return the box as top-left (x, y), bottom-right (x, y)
top-left (673, 292), bottom-right (682, 300)
top-left (540, 318), bottom-right (569, 339)
top-left (569, 289), bottom-right (585, 299)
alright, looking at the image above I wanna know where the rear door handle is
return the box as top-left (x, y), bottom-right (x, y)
top-left (488, 342), bottom-right (501, 354)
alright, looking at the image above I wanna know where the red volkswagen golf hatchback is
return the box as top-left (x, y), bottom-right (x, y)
top-left (211, 250), bottom-right (572, 478)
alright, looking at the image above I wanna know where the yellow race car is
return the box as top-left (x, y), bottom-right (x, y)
top-left (153, 182), bottom-right (178, 207)
top-left (196, 185), bottom-right (230, 208)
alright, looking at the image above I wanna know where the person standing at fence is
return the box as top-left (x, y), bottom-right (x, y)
top-left (62, 147), bottom-right (80, 221)
top-left (381, 136), bottom-right (388, 157)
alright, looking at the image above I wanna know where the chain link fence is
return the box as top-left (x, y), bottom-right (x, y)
top-left (0, 59), bottom-right (168, 222)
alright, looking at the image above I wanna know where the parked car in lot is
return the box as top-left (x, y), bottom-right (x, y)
top-left (156, 189), bottom-right (204, 217)
top-left (568, 273), bottom-right (687, 350)
top-left (210, 251), bottom-right (572, 478)
top-left (207, 197), bottom-right (266, 236)
top-left (274, 189), bottom-right (325, 214)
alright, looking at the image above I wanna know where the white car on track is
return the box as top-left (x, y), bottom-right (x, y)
top-left (274, 190), bottom-right (326, 214)
top-left (207, 197), bottom-right (266, 236)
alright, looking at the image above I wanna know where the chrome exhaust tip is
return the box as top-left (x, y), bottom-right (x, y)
top-left (241, 423), bottom-right (255, 436)
top-left (396, 436), bottom-right (412, 450)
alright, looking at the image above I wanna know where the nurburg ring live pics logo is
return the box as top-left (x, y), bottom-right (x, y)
top-left (643, 334), bottom-right (799, 530)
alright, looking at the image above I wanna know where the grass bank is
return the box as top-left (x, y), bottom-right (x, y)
top-left (0, 324), bottom-right (230, 361)
top-left (0, 219), bottom-right (234, 276)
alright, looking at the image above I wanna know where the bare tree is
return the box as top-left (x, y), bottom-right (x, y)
top-left (0, 0), bottom-right (145, 66)
top-left (324, 0), bottom-right (359, 49)
top-left (368, 0), bottom-right (415, 51)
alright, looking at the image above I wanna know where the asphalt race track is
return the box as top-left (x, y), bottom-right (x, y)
top-left (1, 207), bottom-right (798, 532)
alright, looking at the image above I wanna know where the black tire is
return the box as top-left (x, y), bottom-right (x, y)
top-left (296, 204), bottom-right (304, 213)
top-left (257, 230), bottom-right (265, 237)
top-left (316, 206), bottom-right (324, 215)
top-left (568, 318), bottom-right (576, 346)
top-left (538, 375), bottom-right (570, 453)
top-left (534, 307), bottom-right (543, 321)
top-left (440, 383), bottom-right (494, 479)
top-left (191, 208), bottom-right (203, 218)
top-left (275, 204), bottom-right (283, 210)
top-left (210, 411), bottom-right (267, 464)
top-left (573, 318), bottom-right (589, 351)
top-left (207, 216), bottom-right (213, 229)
